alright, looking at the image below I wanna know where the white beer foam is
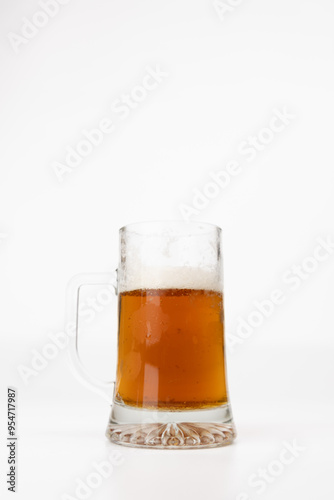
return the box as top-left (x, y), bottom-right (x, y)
top-left (119, 266), bottom-right (222, 292)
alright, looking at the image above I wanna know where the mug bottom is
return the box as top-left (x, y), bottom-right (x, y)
top-left (106, 402), bottom-right (236, 449)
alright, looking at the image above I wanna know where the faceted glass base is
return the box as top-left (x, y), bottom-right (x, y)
top-left (106, 402), bottom-right (236, 449)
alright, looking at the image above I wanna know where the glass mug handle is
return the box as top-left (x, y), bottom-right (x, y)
top-left (66, 272), bottom-right (117, 403)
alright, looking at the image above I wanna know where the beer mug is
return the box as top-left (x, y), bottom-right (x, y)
top-left (68, 221), bottom-right (236, 449)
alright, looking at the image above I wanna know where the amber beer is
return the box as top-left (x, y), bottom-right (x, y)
top-left (115, 287), bottom-right (228, 410)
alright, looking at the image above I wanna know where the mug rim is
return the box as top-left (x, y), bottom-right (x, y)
top-left (119, 220), bottom-right (222, 235)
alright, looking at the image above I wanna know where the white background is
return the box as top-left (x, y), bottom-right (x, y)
top-left (1, 0), bottom-right (334, 499)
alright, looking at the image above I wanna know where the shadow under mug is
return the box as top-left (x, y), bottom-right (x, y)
top-left (67, 221), bottom-right (236, 449)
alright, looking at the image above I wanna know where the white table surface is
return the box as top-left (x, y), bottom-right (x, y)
top-left (4, 387), bottom-right (333, 500)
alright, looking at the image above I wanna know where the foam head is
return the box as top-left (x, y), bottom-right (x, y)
top-left (118, 222), bottom-right (223, 293)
